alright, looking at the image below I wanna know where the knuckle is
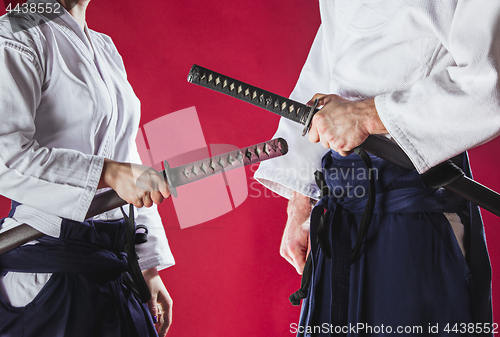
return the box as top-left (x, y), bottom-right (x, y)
top-left (337, 142), bottom-right (347, 150)
top-left (312, 113), bottom-right (324, 123)
top-left (325, 134), bottom-right (335, 144)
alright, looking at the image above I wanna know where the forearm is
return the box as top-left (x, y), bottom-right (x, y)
top-left (375, 2), bottom-right (500, 173)
top-left (135, 205), bottom-right (175, 271)
top-left (287, 190), bottom-right (315, 223)
top-left (0, 147), bottom-right (103, 222)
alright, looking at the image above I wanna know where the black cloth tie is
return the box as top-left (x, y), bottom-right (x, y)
top-left (289, 148), bottom-right (376, 335)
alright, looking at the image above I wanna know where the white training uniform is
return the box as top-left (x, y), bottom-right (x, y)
top-left (255, 0), bottom-right (500, 200)
top-left (0, 1), bottom-right (174, 306)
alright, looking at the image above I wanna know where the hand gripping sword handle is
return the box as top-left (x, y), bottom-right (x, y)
top-left (87, 138), bottom-right (289, 217)
top-left (1, 138), bottom-right (289, 255)
top-left (188, 64), bottom-right (500, 218)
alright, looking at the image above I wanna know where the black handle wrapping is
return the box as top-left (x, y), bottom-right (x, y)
top-left (188, 64), bottom-right (316, 125)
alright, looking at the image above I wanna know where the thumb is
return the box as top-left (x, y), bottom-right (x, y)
top-left (148, 295), bottom-right (159, 325)
top-left (307, 120), bottom-right (320, 144)
top-left (158, 177), bottom-right (171, 199)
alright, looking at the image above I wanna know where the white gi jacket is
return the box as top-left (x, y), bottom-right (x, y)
top-left (0, 1), bottom-right (174, 305)
top-left (255, 0), bottom-right (500, 200)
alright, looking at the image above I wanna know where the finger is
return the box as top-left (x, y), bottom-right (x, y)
top-left (279, 244), bottom-right (293, 263)
top-left (308, 93), bottom-right (327, 106)
top-left (306, 234), bottom-right (311, 258)
top-left (157, 177), bottom-right (171, 199)
top-left (315, 123), bottom-right (335, 150)
top-left (150, 190), bottom-right (165, 205)
top-left (157, 309), bottom-right (166, 337)
top-left (148, 295), bottom-right (159, 327)
top-left (143, 193), bottom-right (153, 208)
top-left (338, 149), bottom-right (353, 157)
top-left (307, 124), bottom-right (320, 144)
top-left (131, 197), bottom-right (144, 209)
top-left (280, 245), bottom-right (297, 271)
top-left (319, 132), bottom-right (332, 150)
top-left (159, 294), bottom-right (173, 336)
top-left (135, 167), bottom-right (155, 191)
top-left (291, 248), bottom-right (306, 275)
top-left (280, 246), bottom-right (298, 273)
top-left (300, 220), bottom-right (312, 259)
top-left (307, 94), bottom-right (321, 106)
top-left (283, 237), bottom-right (307, 275)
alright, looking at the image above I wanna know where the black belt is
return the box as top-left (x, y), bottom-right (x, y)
top-left (121, 204), bottom-right (151, 303)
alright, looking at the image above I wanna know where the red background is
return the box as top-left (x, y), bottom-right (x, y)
top-left (1, 1), bottom-right (499, 336)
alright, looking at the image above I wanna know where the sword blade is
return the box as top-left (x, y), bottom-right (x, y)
top-left (164, 138), bottom-right (288, 197)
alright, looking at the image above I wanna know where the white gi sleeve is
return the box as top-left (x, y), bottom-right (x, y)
top-left (127, 140), bottom-right (175, 271)
top-left (254, 24), bottom-right (331, 200)
top-left (0, 32), bottom-right (103, 235)
top-left (134, 205), bottom-right (175, 271)
top-left (376, 0), bottom-right (500, 173)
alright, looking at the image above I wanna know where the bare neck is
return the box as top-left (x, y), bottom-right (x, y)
top-left (58, 0), bottom-right (90, 29)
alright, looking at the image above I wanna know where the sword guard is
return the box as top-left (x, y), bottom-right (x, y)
top-left (301, 98), bottom-right (320, 137)
top-left (163, 160), bottom-right (178, 198)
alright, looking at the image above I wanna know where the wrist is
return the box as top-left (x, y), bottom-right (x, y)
top-left (142, 267), bottom-right (159, 281)
top-left (287, 191), bottom-right (313, 225)
top-left (362, 98), bottom-right (387, 135)
top-left (98, 158), bottom-right (120, 189)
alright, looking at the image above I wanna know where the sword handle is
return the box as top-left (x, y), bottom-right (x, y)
top-left (188, 64), bottom-right (318, 126)
top-left (358, 135), bottom-right (500, 217)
